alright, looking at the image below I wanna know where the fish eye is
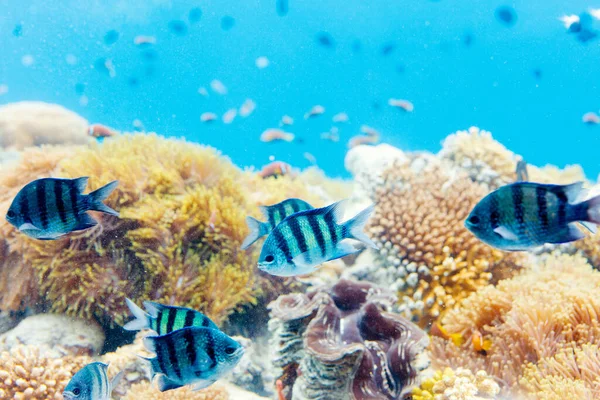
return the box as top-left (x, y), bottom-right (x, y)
top-left (6, 210), bottom-right (14, 219)
top-left (225, 346), bottom-right (236, 355)
top-left (73, 388), bottom-right (81, 396)
top-left (265, 255), bottom-right (275, 263)
top-left (468, 215), bottom-right (480, 225)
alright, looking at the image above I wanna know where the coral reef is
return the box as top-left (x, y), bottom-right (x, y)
top-left (268, 279), bottom-right (429, 400)
top-left (101, 333), bottom-right (151, 396)
top-left (429, 252), bottom-right (600, 397)
top-left (0, 345), bottom-right (90, 399)
top-left (0, 101), bottom-right (91, 149)
top-left (121, 382), bottom-right (230, 400)
top-left (366, 162), bottom-right (523, 326)
top-left (411, 367), bottom-right (500, 400)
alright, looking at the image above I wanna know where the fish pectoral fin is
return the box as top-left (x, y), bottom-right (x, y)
top-left (192, 350), bottom-right (214, 372)
top-left (191, 379), bottom-right (217, 391)
top-left (18, 222), bottom-right (41, 231)
top-left (157, 375), bottom-right (183, 392)
top-left (72, 213), bottom-right (98, 232)
top-left (493, 226), bottom-right (519, 241)
top-left (291, 251), bottom-right (320, 269)
top-left (329, 240), bottom-right (361, 261)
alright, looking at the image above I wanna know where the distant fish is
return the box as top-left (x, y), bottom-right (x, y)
top-left (280, 115), bottom-right (294, 126)
top-left (304, 152), bottom-right (317, 165)
top-left (168, 20), bottom-right (188, 36)
top-left (142, 327), bottom-right (244, 392)
top-left (348, 134), bottom-right (379, 148)
top-left (132, 119), bottom-right (145, 132)
top-left (210, 79), bottom-right (228, 95)
top-left (134, 35), bottom-right (156, 46)
top-left (201, 112), bottom-right (218, 123)
top-left (198, 87), bottom-right (209, 97)
top-left (495, 5), bottom-right (517, 27)
top-left (388, 98), bottom-right (414, 112)
top-left (316, 32), bottom-right (335, 48)
top-left (124, 298), bottom-right (218, 334)
top-left (583, 112), bottom-right (600, 125)
top-left (533, 68), bottom-right (542, 80)
top-left (256, 56), bottom-right (270, 69)
top-left (241, 198), bottom-right (314, 249)
top-left (515, 159), bottom-right (529, 182)
top-left (75, 83), bottom-right (86, 95)
top-left (276, 0), bottom-right (289, 16)
top-left (239, 99), bottom-right (256, 117)
top-left (94, 57), bottom-right (116, 78)
top-left (304, 105), bottom-right (325, 119)
top-left (332, 112), bottom-right (349, 123)
top-left (12, 24), bottom-right (23, 37)
top-left (0, 84), bottom-right (8, 96)
top-left (463, 32), bottom-right (474, 47)
top-left (261, 128), bottom-right (294, 143)
top-left (320, 130), bottom-right (339, 143)
top-left (89, 124), bottom-right (118, 138)
top-left (360, 125), bottom-right (380, 137)
top-left (127, 76), bottom-right (140, 87)
top-left (380, 42), bottom-right (396, 56)
top-left (465, 181), bottom-right (600, 251)
top-left (221, 16), bottom-right (235, 31)
top-left (6, 178), bottom-right (119, 240)
top-left (103, 29), bottom-right (120, 45)
top-left (559, 14), bottom-right (580, 30)
top-left (222, 108), bottom-right (237, 124)
top-left (258, 161), bottom-right (292, 179)
top-left (257, 200), bottom-right (377, 276)
top-left (63, 362), bottom-right (123, 400)
top-left (189, 7), bottom-right (203, 23)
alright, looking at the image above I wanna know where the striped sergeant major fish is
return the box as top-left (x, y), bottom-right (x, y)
top-left (5, 177), bottom-right (118, 240)
top-left (123, 298), bottom-right (218, 335)
top-left (63, 362), bottom-right (123, 400)
top-left (142, 326), bottom-right (244, 392)
top-left (241, 198), bottom-right (313, 250)
top-left (257, 199), bottom-right (377, 277)
top-left (465, 181), bottom-right (600, 251)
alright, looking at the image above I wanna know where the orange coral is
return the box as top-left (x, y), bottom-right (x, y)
top-left (368, 162), bottom-right (522, 327)
top-left (429, 252), bottom-right (600, 396)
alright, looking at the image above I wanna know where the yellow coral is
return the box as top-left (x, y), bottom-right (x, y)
top-left (411, 368), bottom-right (500, 400)
top-left (121, 381), bottom-right (229, 400)
top-left (430, 252), bottom-right (600, 396)
top-left (369, 162), bottom-right (522, 326)
top-left (0, 345), bottom-right (90, 399)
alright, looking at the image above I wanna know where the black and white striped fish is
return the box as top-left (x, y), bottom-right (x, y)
top-left (123, 298), bottom-right (218, 334)
top-left (5, 177), bottom-right (118, 240)
top-left (465, 181), bottom-right (600, 251)
top-left (257, 199), bottom-right (377, 276)
top-left (241, 198), bottom-right (313, 249)
top-left (63, 362), bottom-right (123, 400)
top-left (142, 326), bottom-right (244, 392)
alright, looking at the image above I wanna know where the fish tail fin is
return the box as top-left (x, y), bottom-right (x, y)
top-left (109, 369), bottom-right (124, 394)
top-left (581, 192), bottom-right (600, 233)
top-left (240, 216), bottom-right (267, 249)
top-left (123, 298), bottom-right (150, 331)
top-left (342, 204), bottom-right (378, 250)
top-left (86, 180), bottom-right (119, 216)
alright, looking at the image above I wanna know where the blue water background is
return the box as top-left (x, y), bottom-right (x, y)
top-left (0, 0), bottom-right (598, 179)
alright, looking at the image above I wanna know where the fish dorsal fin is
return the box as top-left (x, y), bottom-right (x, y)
top-left (326, 199), bottom-right (349, 225)
top-left (493, 225), bottom-right (519, 241)
top-left (258, 205), bottom-right (270, 219)
top-left (561, 182), bottom-right (586, 204)
top-left (143, 301), bottom-right (166, 318)
top-left (515, 159), bottom-right (528, 182)
top-left (73, 176), bottom-right (89, 193)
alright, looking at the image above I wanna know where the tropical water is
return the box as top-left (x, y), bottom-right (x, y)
top-left (1, 1), bottom-right (600, 400)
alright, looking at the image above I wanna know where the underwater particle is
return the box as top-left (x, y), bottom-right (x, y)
top-left (197, 87), bottom-right (209, 97)
top-left (188, 7), bottom-right (203, 23)
top-left (94, 57), bottom-right (116, 78)
top-left (260, 128), bottom-right (294, 143)
top-left (221, 16), bottom-right (235, 31)
top-left (303, 152), bottom-right (316, 164)
top-left (389, 98), bottom-right (414, 112)
top-left (255, 56), bottom-right (270, 69)
top-left (280, 115), bottom-right (294, 126)
top-left (200, 112), bottom-right (218, 123)
top-left (304, 104), bottom-right (325, 119)
top-left (239, 98), bottom-right (256, 117)
top-left (103, 29), bottom-right (120, 45)
top-left (210, 79), bottom-right (228, 95)
top-left (21, 54), bottom-right (34, 67)
top-left (352, 39), bottom-right (362, 52)
top-left (75, 82), bottom-right (86, 95)
top-left (88, 123), bottom-right (118, 138)
top-left (222, 108), bottom-right (237, 124)
top-left (0, 84), bottom-right (8, 96)
top-left (141, 48), bottom-right (158, 61)
top-left (276, 0), bottom-right (289, 16)
top-left (134, 35), bottom-right (156, 46)
top-left (316, 31), bottom-right (335, 48)
top-left (79, 95), bottom-right (89, 107)
top-left (258, 161), bottom-right (292, 179)
top-left (380, 41), bottom-right (396, 56)
top-left (168, 20), bottom-right (188, 36)
top-left (582, 111), bottom-right (600, 124)
top-left (12, 23), bottom-right (23, 37)
top-left (132, 119), bottom-right (145, 131)
top-left (495, 5), bottom-right (517, 27)
top-left (66, 54), bottom-right (78, 65)
top-left (332, 112), bottom-right (349, 123)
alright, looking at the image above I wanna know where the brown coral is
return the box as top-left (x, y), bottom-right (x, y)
top-left (121, 381), bottom-right (229, 400)
top-left (368, 162), bottom-right (522, 327)
top-left (429, 252), bottom-right (600, 397)
top-left (0, 345), bottom-right (90, 399)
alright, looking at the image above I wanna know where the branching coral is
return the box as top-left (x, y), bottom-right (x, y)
top-left (429, 252), bottom-right (600, 397)
top-left (122, 381), bottom-right (230, 400)
top-left (268, 279), bottom-right (429, 400)
top-left (0, 345), bottom-right (90, 399)
top-left (367, 162), bottom-right (522, 327)
top-left (411, 368), bottom-right (500, 400)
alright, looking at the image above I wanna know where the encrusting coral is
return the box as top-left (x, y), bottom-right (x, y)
top-left (367, 162), bottom-right (522, 327)
top-left (411, 367), bottom-right (500, 400)
top-left (268, 279), bottom-right (430, 400)
top-left (0, 345), bottom-right (90, 399)
top-left (429, 252), bottom-right (600, 397)
top-left (122, 382), bottom-right (230, 400)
